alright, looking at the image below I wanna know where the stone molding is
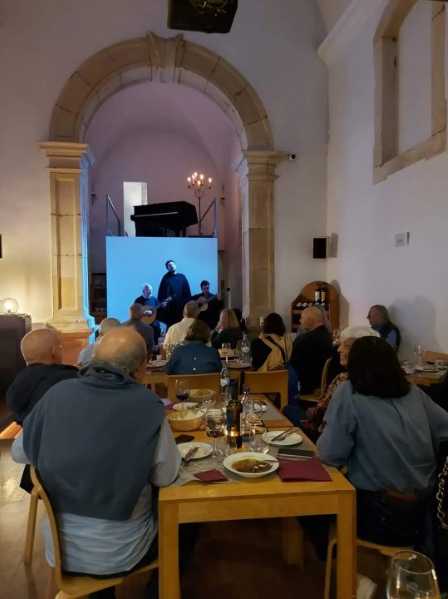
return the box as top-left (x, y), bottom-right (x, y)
top-left (49, 33), bottom-right (273, 151)
top-left (373, 1), bottom-right (447, 182)
top-left (40, 142), bottom-right (94, 333)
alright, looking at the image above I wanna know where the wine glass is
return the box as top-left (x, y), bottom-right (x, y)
top-left (205, 402), bottom-right (226, 458)
top-left (175, 379), bottom-right (189, 402)
top-left (387, 551), bottom-right (440, 599)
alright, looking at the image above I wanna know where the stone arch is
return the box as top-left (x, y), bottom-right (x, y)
top-left (373, 0), bottom-right (446, 182)
top-left (42, 34), bottom-right (284, 344)
top-left (49, 32), bottom-right (273, 150)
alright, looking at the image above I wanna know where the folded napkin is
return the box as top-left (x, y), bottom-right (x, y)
top-left (278, 457), bottom-right (331, 482)
top-left (195, 469), bottom-right (228, 483)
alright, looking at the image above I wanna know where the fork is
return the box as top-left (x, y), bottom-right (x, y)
top-left (271, 427), bottom-right (299, 442)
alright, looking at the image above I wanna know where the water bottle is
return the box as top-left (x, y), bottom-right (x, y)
top-left (220, 359), bottom-right (230, 395)
top-left (241, 333), bottom-right (251, 364)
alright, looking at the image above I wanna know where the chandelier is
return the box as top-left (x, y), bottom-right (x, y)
top-left (189, 0), bottom-right (231, 16)
top-left (187, 172), bottom-right (213, 235)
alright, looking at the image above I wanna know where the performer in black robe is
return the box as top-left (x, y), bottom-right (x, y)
top-left (157, 260), bottom-right (191, 328)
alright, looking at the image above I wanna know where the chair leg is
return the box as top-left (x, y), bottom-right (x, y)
top-left (24, 489), bottom-right (39, 564)
top-left (324, 539), bottom-right (336, 599)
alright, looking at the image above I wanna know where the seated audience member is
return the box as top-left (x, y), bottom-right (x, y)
top-left (367, 304), bottom-right (401, 350)
top-left (303, 326), bottom-right (379, 441)
top-left (318, 336), bottom-right (448, 546)
top-left (12, 327), bottom-right (180, 591)
top-left (289, 306), bottom-right (333, 395)
top-left (211, 308), bottom-right (243, 350)
top-left (163, 300), bottom-right (200, 349)
top-left (192, 280), bottom-right (222, 330)
top-left (166, 320), bottom-right (222, 375)
top-left (7, 328), bottom-right (78, 424)
top-left (134, 283), bottom-right (162, 344)
top-left (77, 317), bottom-right (120, 368)
top-left (123, 303), bottom-right (154, 354)
top-left (251, 313), bottom-right (292, 372)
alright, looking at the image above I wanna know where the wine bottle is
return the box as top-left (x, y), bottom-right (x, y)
top-left (226, 381), bottom-right (242, 449)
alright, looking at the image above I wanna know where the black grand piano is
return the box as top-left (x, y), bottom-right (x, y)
top-left (131, 201), bottom-right (198, 237)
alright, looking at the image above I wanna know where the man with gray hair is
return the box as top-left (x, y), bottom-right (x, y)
top-left (163, 300), bottom-right (200, 349)
top-left (77, 317), bottom-right (121, 368)
top-left (12, 326), bottom-right (180, 589)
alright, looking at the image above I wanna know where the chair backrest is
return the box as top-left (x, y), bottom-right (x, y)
top-left (423, 350), bottom-right (448, 363)
top-left (320, 357), bottom-right (332, 396)
top-left (243, 370), bottom-right (288, 410)
top-left (30, 467), bottom-right (64, 588)
top-left (167, 373), bottom-right (220, 401)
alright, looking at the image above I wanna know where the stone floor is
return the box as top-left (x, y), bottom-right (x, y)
top-left (0, 439), bottom-right (326, 599)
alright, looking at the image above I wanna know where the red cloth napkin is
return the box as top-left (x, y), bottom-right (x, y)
top-left (278, 457), bottom-right (331, 482)
top-left (195, 469), bottom-right (228, 483)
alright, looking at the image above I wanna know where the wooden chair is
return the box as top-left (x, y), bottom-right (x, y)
top-left (243, 370), bottom-right (288, 410)
top-left (23, 483), bottom-right (40, 564)
top-left (423, 350), bottom-right (448, 363)
top-left (324, 523), bottom-right (410, 599)
top-left (320, 357), bottom-right (333, 396)
top-left (30, 467), bottom-right (158, 598)
top-left (166, 373), bottom-right (220, 402)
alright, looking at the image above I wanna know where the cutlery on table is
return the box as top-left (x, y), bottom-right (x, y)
top-left (182, 446), bottom-right (199, 463)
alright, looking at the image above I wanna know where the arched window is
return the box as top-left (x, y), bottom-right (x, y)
top-left (374, 0), bottom-right (446, 182)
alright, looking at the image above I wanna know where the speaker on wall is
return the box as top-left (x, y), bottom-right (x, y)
top-left (313, 237), bottom-right (328, 259)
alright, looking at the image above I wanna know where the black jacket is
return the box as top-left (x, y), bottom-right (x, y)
top-left (290, 325), bottom-right (333, 394)
top-left (6, 363), bottom-right (78, 424)
top-left (211, 327), bottom-right (243, 350)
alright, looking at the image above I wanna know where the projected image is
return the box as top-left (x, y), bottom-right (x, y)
top-left (106, 236), bottom-right (219, 324)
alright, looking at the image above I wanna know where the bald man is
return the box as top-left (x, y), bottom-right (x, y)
top-left (123, 303), bottom-right (154, 354)
top-left (12, 326), bottom-right (180, 585)
top-left (77, 317), bottom-right (121, 368)
top-left (290, 306), bottom-right (333, 395)
top-left (6, 328), bottom-right (78, 424)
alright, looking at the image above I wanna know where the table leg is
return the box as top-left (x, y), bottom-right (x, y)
top-left (159, 502), bottom-right (180, 599)
top-left (280, 518), bottom-right (304, 569)
top-left (336, 492), bottom-right (357, 599)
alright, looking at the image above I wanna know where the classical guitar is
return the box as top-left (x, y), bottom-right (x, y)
top-left (141, 296), bottom-right (172, 325)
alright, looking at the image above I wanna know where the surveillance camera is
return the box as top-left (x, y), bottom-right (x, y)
top-left (288, 153), bottom-right (297, 161)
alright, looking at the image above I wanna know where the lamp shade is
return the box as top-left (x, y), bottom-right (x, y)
top-left (1, 297), bottom-right (19, 314)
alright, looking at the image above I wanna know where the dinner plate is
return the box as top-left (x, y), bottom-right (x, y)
top-left (173, 401), bottom-right (200, 411)
top-left (148, 359), bottom-right (167, 368)
top-left (223, 451), bottom-right (278, 478)
top-left (252, 400), bottom-right (267, 413)
top-left (262, 430), bottom-right (303, 447)
top-left (177, 442), bottom-right (213, 460)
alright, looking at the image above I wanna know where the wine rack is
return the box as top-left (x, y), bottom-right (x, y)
top-left (290, 281), bottom-right (339, 333)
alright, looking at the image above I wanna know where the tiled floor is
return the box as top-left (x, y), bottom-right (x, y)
top-left (0, 439), bottom-right (325, 598)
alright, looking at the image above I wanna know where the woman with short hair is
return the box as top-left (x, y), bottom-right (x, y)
top-left (211, 309), bottom-right (242, 350)
top-left (318, 336), bottom-right (448, 546)
top-left (166, 319), bottom-right (222, 375)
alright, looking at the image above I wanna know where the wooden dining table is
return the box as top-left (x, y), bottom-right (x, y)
top-left (158, 399), bottom-right (357, 599)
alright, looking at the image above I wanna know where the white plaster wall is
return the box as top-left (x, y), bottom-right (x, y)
top-left (318, 0), bottom-right (352, 33)
top-left (325, 4), bottom-right (448, 356)
top-left (0, 0), bottom-right (328, 325)
top-left (90, 130), bottom-right (222, 272)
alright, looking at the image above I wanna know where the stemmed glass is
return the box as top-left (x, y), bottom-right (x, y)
top-left (205, 400), bottom-right (226, 458)
top-left (387, 551), bottom-right (440, 599)
top-left (175, 379), bottom-right (189, 402)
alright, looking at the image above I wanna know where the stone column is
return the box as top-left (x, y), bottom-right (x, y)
top-left (40, 142), bottom-right (94, 360)
top-left (239, 150), bottom-right (286, 319)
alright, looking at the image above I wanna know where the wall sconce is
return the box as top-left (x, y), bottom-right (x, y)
top-left (1, 298), bottom-right (19, 314)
